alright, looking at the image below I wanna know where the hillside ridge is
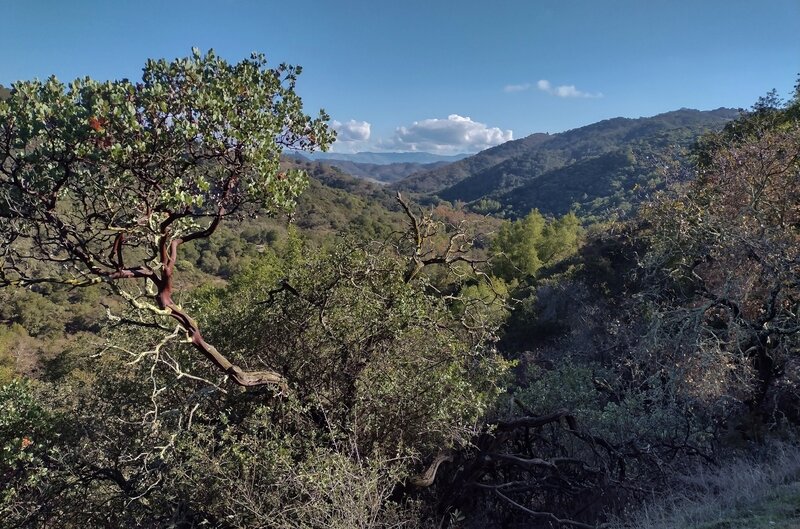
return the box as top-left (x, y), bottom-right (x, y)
top-left (396, 107), bottom-right (740, 218)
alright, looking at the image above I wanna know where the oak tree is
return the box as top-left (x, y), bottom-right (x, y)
top-left (640, 90), bottom-right (800, 417)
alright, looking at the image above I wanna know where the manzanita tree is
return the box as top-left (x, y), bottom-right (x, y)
top-left (0, 49), bottom-right (334, 386)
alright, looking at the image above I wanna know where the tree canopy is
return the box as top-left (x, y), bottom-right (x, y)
top-left (491, 209), bottom-right (581, 281)
top-left (0, 49), bottom-right (334, 386)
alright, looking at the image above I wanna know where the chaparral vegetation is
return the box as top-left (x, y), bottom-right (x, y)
top-left (1, 49), bottom-right (799, 528)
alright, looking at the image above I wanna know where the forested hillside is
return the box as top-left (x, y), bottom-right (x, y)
top-left (398, 108), bottom-right (739, 219)
top-left (305, 151), bottom-right (467, 164)
top-left (289, 155), bottom-right (451, 183)
top-left (396, 132), bottom-right (553, 193)
top-left (1, 51), bottom-right (798, 529)
top-left (281, 158), bottom-right (405, 234)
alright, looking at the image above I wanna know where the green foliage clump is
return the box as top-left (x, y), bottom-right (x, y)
top-left (0, 380), bottom-right (59, 520)
top-left (0, 48), bottom-right (335, 386)
top-left (0, 48), bottom-right (333, 235)
top-left (455, 276), bottom-right (511, 332)
top-left (0, 290), bottom-right (64, 338)
top-left (491, 210), bottom-right (582, 281)
top-left (0, 236), bottom-right (510, 527)
top-left (516, 361), bottom-right (713, 451)
top-left (200, 241), bottom-right (510, 457)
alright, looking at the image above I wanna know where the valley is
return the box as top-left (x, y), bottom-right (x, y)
top-left (0, 24), bottom-right (798, 529)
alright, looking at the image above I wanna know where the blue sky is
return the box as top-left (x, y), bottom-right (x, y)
top-left (2, 0), bottom-right (798, 154)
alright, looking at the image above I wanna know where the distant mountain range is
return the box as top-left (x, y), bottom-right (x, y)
top-left (393, 108), bottom-right (741, 220)
top-left (287, 152), bottom-right (467, 184)
top-left (299, 151), bottom-right (469, 165)
top-left (303, 159), bottom-right (453, 184)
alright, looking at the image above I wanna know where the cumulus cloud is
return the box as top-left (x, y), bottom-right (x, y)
top-left (537, 79), bottom-right (603, 98)
top-left (332, 119), bottom-right (371, 142)
top-left (383, 114), bottom-right (513, 154)
top-left (503, 83), bottom-right (532, 93)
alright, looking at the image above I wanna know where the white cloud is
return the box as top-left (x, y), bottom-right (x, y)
top-left (332, 119), bottom-right (371, 142)
top-left (382, 114), bottom-right (513, 154)
top-left (537, 79), bottom-right (603, 99)
top-left (503, 83), bottom-right (532, 93)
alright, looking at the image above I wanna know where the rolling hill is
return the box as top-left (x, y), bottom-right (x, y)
top-left (395, 108), bottom-right (740, 219)
top-left (303, 151), bottom-right (468, 164)
top-left (288, 157), bottom-right (452, 184)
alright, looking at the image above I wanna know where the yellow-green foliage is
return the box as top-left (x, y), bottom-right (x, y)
top-left (200, 242), bottom-right (512, 458)
top-left (491, 210), bottom-right (582, 280)
top-left (456, 277), bottom-right (511, 330)
top-left (0, 327), bottom-right (21, 385)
